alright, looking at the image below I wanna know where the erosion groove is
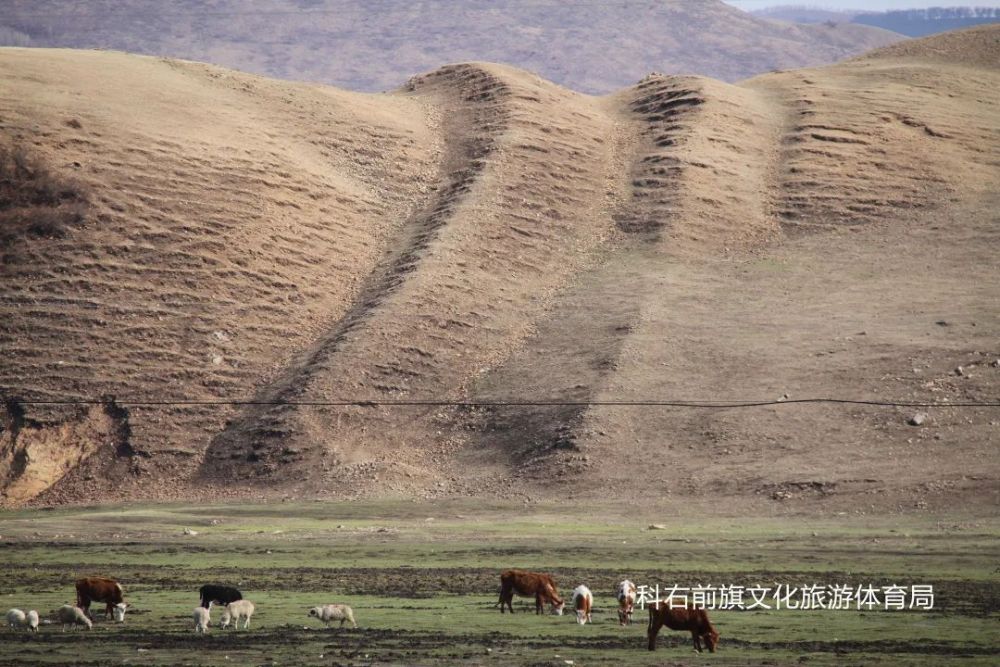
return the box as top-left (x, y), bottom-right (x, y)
top-left (0, 26), bottom-right (997, 507)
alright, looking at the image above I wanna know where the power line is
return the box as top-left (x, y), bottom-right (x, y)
top-left (10, 398), bottom-right (1000, 408)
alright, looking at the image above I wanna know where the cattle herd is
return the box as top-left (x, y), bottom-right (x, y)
top-left (5, 570), bottom-right (719, 653)
top-left (498, 569), bottom-right (719, 652)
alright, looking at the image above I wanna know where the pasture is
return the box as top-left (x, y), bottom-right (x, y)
top-left (0, 501), bottom-right (997, 666)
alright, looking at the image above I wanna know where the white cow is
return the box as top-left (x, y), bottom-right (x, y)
top-left (571, 585), bottom-right (593, 625)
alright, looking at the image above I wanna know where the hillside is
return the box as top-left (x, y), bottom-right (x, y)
top-left (1, 26), bottom-right (998, 510)
top-left (0, 0), bottom-right (903, 93)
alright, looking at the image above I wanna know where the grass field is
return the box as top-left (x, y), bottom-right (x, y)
top-left (1, 501), bottom-right (997, 666)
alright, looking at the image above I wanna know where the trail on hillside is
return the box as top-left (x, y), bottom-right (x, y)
top-left (0, 26), bottom-right (998, 508)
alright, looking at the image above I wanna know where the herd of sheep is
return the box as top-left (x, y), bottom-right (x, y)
top-left (5, 601), bottom-right (358, 635)
top-left (5, 578), bottom-right (358, 636)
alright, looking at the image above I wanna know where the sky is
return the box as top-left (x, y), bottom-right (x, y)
top-left (724, 1), bottom-right (998, 10)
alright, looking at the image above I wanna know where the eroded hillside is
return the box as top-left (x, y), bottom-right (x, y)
top-left (1, 26), bottom-right (998, 509)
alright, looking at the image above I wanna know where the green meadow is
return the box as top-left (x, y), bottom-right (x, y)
top-left (0, 501), bottom-right (996, 666)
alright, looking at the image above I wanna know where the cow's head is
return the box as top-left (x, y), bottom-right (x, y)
top-left (551, 601), bottom-right (565, 616)
top-left (112, 603), bottom-right (128, 623)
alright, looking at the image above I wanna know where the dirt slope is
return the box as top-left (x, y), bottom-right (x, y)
top-left (1, 26), bottom-right (997, 510)
top-left (0, 0), bottom-right (903, 92)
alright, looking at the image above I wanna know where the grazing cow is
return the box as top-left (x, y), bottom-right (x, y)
top-left (308, 604), bottom-right (357, 628)
top-left (647, 600), bottom-right (719, 653)
top-left (572, 585), bottom-right (593, 625)
top-left (199, 584), bottom-right (242, 609)
top-left (220, 600), bottom-right (254, 630)
top-left (498, 569), bottom-right (565, 615)
top-left (57, 605), bottom-right (93, 631)
top-left (193, 607), bottom-right (210, 633)
top-left (75, 577), bottom-right (128, 621)
top-left (616, 580), bottom-right (637, 626)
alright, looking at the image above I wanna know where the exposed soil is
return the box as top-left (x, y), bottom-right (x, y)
top-left (0, 26), bottom-right (998, 512)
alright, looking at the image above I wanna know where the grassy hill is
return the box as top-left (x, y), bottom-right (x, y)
top-left (1, 26), bottom-right (997, 510)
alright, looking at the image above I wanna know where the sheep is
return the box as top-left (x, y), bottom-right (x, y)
top-left (193, 606), bottom-right (210, 633)
top-left (308, 604), bottom-right (357, 629)
top-left (25, 610), bottom-right (39, 632)
top-left (220, 599), bottom-right (254, 630)
top-left (6, 608), bottom-right (26, 629)
top-left (57, 605), bottom-right (93, 631)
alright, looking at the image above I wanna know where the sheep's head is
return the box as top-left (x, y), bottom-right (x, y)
top-left (308, 607), bottom-right (319, 617)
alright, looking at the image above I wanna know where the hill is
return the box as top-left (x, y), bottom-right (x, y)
top-left (0, 0), bottom-right (903, 93)
top-left (1, 26), bottom-right (998, 510)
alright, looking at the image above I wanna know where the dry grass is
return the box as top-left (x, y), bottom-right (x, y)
top-left (0, 26), bottom-right (997, 510)
top-left (0, 145), bottom-right (88, 246)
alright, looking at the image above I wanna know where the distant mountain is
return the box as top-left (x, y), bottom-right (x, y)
top-left (0, 0), bottom-right (902, 92)
top-left (752, 6), bottom-right (861, 24)
top-left (854, 7), bottom-right (999, 37)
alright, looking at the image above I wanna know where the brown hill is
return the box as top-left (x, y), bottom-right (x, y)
top-left (1, 26), bottom-right (998, 511)
top-left (0, 0), bottom-right (903, 93)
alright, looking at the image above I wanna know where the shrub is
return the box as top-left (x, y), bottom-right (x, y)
top-left (0, 145), bottom-right (89, 246)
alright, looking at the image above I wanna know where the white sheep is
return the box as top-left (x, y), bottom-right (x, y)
top-left (193, 606), bottom-right (210, 633)
top-left (6, 608), bottom-right (25, 629)
top-left (25, 610), bottom-right (39, 632)
top-left (308, 604), bottom-right (357, 628)
top-left (57, 605), bottom-right (93, 631)
top-left (220, 599), bottom-right (254, 630)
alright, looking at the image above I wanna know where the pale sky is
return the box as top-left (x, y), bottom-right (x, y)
top-left (725, 1), bottom-right (998, 10)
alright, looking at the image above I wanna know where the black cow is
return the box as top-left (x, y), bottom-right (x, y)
top-left (199, 584), bottom-right (243, 609)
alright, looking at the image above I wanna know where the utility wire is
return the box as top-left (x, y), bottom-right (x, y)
top-left (10, 398), bottom-right (1000, 408)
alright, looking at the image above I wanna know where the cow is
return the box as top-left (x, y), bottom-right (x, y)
top-left (572, 585), bottom-right (593, 625)
top-left (616, 579), bottom-right (637, 626)
top-left (647, 600), bottom-right (719, 653)
top-left (75, 577), bottom-right (128, 622)
top-left (199, 584), bottom-right (243, 609)
top-left (498, 569), bottom-right (565, 615)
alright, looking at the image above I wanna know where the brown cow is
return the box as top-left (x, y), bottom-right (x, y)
top-left (647, 600), bottom-right (719, 653)
top-left (76, 577), bottom-right (128, 622)
top-left (498, 569), bottom-right (565, 615)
